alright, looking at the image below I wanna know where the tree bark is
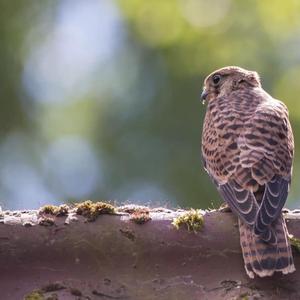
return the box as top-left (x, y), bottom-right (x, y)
top-left (1, 205), bottom-right (300, 300)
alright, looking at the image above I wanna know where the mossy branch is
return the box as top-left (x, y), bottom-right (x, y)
top-left (1, 203), bottom-right (300, 299)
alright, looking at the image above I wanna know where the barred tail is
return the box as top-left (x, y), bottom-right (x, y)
top-left (239, 214), bottom-right (295, 278)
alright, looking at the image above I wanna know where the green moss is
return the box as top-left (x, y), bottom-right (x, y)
top-left (24, 290), bottom-right (44, 300)
top-left (39, 204), bottom-right (69, 217)
top-left (75, 200), bottom-right (115, 221)
top-left (172, 209), bottom-right (204, 232)
top-left (289, 235), bottom-right (300, 252)
top-left (129, 208), bottom-right (151, 224)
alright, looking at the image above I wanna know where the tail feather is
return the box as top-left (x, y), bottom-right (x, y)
top-left (239, 214), bottom-right (295, 278)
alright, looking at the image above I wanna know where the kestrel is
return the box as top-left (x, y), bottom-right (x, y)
top-left (201, 66), bottom-right (295, 278)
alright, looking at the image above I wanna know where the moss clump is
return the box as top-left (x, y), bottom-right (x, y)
top-left (172, 209), bottom-right (204, 232)
top-left (130, 208), bottom-right (151, 224)
top-left (75, 200), bottom-right (115, 221)
top-left (289, 235), bottom-right (300, 252)
top-left (24, 290), bottom-right (44, 300)
top-left (39, 204), bottom-right (69, 217)
top-left (38, 217), bottom-right (55, 226)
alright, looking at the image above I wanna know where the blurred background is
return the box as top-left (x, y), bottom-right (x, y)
top-left (1, 0), bottom-right (300, 210)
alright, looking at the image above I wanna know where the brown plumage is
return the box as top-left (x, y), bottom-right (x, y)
top-left (201, 66), bottom-right (295, 278)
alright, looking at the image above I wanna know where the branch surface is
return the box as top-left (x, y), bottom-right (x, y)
top-left (1, 204), bottom-right (300, 300)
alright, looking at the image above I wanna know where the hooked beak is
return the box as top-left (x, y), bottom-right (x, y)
top-left (201, 89), bottom-right (208, 104)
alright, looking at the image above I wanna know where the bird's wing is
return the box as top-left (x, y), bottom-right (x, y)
top-left (238, 99), bottom-right (293, 234)
top-left (254, 175), bottom-right (289, 241)
top-left (218, 179), bottom-right (258, 225)
top-left (240, 100), bottom-right (294, 186)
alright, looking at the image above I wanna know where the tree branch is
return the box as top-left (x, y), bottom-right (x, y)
top-left (1, 204), bottom-right (300, 299)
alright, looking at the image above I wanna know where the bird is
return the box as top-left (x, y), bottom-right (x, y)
top-left (201, 66), bottom-right (295, 278)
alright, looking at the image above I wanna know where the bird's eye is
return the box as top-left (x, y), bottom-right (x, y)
top-left (212, 74), bottom-right (221, 85)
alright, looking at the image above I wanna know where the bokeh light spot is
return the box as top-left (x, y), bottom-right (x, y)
top-left (179, 0), bottom-right (232, 28)
top-left (43, 136), bottom-right (102, 198)
top-left (23, 0), bottom-right (123, 104)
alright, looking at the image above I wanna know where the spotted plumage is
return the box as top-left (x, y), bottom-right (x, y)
top-left (201, 66), bottom-right (295, 278)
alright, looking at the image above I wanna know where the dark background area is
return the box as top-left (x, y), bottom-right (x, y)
top-left (1, 0), bottom-right (300, 210)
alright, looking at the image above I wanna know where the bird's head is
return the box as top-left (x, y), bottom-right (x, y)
top-left (201, 66), bottom-right (261, 104)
